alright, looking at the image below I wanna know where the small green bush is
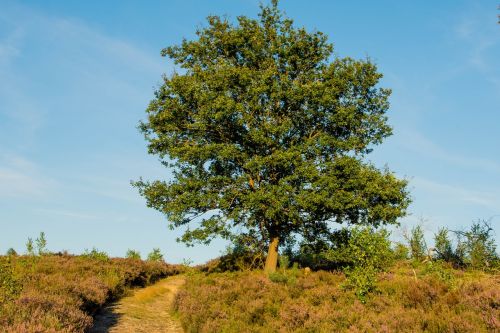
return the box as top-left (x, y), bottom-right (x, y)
top-left (147, 248), bottom-right (164, 262)
top-left (393, 242), bottom-right (409, 260)
top-left (406, 225), bottom-right (427, 260)
top-left (125, 249), bottom-right (141, 260)
top-left (0, 258), bottom-right (21, 303)
top-left (35, 232), bottom-right (48, 255)
top-left (455, 221), bottom-right (498, 270)
top-left (25, 238), bottom-right (34, 256)
top-left (321, 226), bottom-right (394, 300)
top-left (322, 226), bottom-right (394, 271)
top-left (82, 247), bottom-right (109, 261)
top-left (342, 266), bottom-right (377, 302)
top-left (268, 271), bottom-right (296, 284)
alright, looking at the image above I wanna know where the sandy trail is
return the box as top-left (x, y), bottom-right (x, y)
top-left (90, 275), bottom-right (185, 333)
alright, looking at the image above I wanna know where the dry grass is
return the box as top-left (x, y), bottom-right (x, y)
top-left (174, 262), bottom-right (500, 333)
top-left (0, 254), bottom-right (181, 332)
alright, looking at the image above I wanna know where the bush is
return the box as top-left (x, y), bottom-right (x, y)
top-left (406, 225), bottom-right (427, 260)
top-left (5, 248), bottom-right (17, 256)
top-left (321, 226), bottom-right (393, 300)
top-left (322, 226), bottom-right (394, 271)
top-left (393, 242), bottom-right (409, 260)
top-left (82, 247), bottom-right (109, 261)
top-left (25, 238), bottom-right (34, 256)
top-left (0, 258), bottom-right (21, 304)
top-left (342, 266), bottom-right (377, 302)
top-left (147, 248), bottom-right (164, 262)
top-left (455, 221), bottom-right (498, 270)
top-left (126, 249), bottom-right (141, 260)
top-left (35, 232), bottom-right (48, 255)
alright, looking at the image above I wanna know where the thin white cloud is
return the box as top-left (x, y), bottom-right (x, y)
top-left (0, 154), bottom-right (56, 199)
top-left (36, 208), bottom-right (98, 220)
top-left (0, 2), bottom-right (170, 148)
top-left (412, 176), bottom-right (500, 211)
top-left (396, 128), bottom-right (500, 174)
top-left (452, 6), bottom-right (500, 89)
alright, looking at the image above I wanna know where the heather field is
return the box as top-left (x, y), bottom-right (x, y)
top-left (0, 253), bottom-right (181, 332)
top-left (175, 263), bottom-right (500, 333)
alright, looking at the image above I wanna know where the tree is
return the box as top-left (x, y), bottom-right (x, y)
top-left (147, 248), bottom-right (164, 262)
top-left (134, 1), bottom-right (410, 272)
top-left (126, 249), bottom-right (141, 260)
top-left (35, 232), bottom-right (48, 255)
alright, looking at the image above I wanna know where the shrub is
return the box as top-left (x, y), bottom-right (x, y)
top-left (406, 225), bottom-right (427, 260)
top-left (393, 242), bottom-right (409, 260)
top-left (342, 266), bottom-right (377, 302)
top-left (321, 226), bottom-right (394, 300)
top-left (5, 248), bottom-right (17, 256)
top-left (433, 227), bottom-right (458, 264)
top-left (126, 249), bottom-right (141, 260)
top-left (0, 258), bottom-right (21, 304)
top-left (147, 248), bottom-right (164, 262)
top-left (454, 221), bottom-right (498, 270)
top-left (35, 232), bottom-right (48, 255)
top-left (25, 238), bottom-right (34, 256)
top-left (322, 226), bottom-right (394, 270)
top-left (82, 247), bottom-right (109, 261)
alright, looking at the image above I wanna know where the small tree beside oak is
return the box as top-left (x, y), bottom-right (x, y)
top-left (134, 1), bottom-right (410, 273)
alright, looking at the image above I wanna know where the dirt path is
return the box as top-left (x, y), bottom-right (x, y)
top-left (90, 275), bottom-right (185, 333)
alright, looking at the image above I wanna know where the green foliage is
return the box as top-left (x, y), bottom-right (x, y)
top-left (455, 221), bottom-right (498, 270)
top-left (181, 258), bottom-right (194, 266)
top-left (319, 226), bottom-right (393, 301)
top-left (342, 266), bottom-right (377, 302)
top-left (393, 242), bottom-right (409, 260)
top-left (278, 255), bottom-right (290, 270)
top-left (133, 0), bottom-right (410, 269)
top-left (5, 248), bottom-right (17, 256)
top-left (125, 249), bottom-right (141, 260)
top-left (25, 237), bottom-right (34, 256)
top-left (422, 261), bottom-right (456, 289)
top-left (268, 257), bottom-right (299, 285)
top-left (0, 258), bottom-right (21, 304)
top-left (35, 231), bottom-right (48, 255)
top-left (406, 225), bottom-right (427, 261)
top-left (147, 248), bottom-right (164, 262)
top-left (82, 247), bottom-right (109, 261)
top-left (322, 226), bottom-right (394, 271)
top-left (434, 227), bottom-right (455, 263)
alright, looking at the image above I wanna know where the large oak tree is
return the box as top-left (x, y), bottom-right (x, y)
top-left (134, 1), bottom-right (410, 272)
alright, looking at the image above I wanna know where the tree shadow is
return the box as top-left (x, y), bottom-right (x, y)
top-left (89, 303), bottom-right (123, 333)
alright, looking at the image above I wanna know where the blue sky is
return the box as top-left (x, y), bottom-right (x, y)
top-left (1, 0), bottom-right (499, 263)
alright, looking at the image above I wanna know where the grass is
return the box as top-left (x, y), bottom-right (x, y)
top-left (174, 261), bottom-right (500, 333)
top-left (0, 253), bottom-right (181, 332)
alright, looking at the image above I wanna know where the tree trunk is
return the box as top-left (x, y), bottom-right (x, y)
top-left (264, 235), bottom-right (279, 273)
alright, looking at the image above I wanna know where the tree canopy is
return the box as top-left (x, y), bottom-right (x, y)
top-left (134, 1), bottom-right (411, 272)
